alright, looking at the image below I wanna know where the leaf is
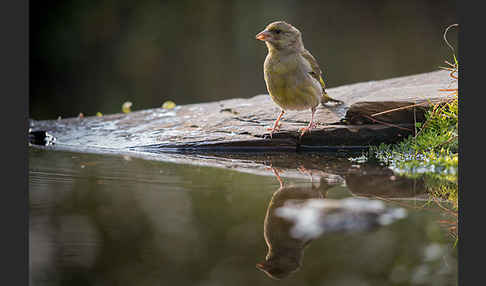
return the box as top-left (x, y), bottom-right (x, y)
top-left (122, 101), bottom-right (132, 113)
top-left (162, 100), bottom-right (176, 109)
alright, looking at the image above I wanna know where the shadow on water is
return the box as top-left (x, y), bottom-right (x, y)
top-left (29, 148), bottom-right (458, 286)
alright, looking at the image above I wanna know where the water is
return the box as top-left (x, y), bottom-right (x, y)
top-left (29, 148), bottom-right (457, 286)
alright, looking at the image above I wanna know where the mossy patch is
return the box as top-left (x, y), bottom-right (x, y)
top-left (351, 26), bottom-right (458, 222)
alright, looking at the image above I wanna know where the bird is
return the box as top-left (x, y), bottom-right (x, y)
top-left (255, 21), bottom-right (342, 138)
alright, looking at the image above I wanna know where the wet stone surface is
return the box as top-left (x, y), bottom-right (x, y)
top-left (29, 70), bottom-right (455, 154)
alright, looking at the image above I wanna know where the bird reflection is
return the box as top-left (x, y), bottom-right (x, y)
top-left (256, 167), bottom-right (332, 280)
top-left (256, 167), bottom-right (406, 280)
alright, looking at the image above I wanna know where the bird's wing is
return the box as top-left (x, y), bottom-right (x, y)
top-left (301, 49), bottom-right (326, 90)
top-left (301, 49), bottom-right (343, 104)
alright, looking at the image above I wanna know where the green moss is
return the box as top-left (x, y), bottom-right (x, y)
top-left (352, 26), bottom-right (459, 242)
top-left (354, 68), bottom-right (458, 209)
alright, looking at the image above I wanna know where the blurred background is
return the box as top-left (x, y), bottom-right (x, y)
top-left (30, 0), bottom-right (457, 120)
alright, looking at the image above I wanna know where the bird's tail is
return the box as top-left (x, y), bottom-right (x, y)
top-left (319, 76), bottom-right (343, 104)
top-left (321, 90), bottom-right (343, 104)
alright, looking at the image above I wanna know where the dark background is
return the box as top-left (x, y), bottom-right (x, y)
top-left (30, 0), bottom-right (457, 120)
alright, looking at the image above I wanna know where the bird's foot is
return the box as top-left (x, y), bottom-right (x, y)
top-left (297, 165), bottom-right (314, 183)
top-left (299, 127), bottom-right (310, 139)
top-left (265, 165), bottom-right (284, 187)
top-left (266, 123), bottom-right (282, 139)
top-left (266, 130), bottom-right (275, 139)
top-left (299, 122), bottom-right (317, 138)
top-left (297, 165), bottom-right (311, 176)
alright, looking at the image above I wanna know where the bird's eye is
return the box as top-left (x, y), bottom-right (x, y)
top-left (274, 29), bottom-right (281, 34)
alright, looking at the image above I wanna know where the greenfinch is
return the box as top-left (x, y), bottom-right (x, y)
top-left (256, 21), bottom-right (342, 138)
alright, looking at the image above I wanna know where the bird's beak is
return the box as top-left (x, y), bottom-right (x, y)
top-left (256, 30), bottom-right (272, 41)
top-left (256, 262), bottom-right (266, 270)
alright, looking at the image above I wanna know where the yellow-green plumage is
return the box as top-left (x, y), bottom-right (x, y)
top-left (264, 48), bottom-right (324, 111)
top-left (256, 21), bottom-right (342, 137)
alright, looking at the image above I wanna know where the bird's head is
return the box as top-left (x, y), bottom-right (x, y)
top-left (256, 257), bottom-right (301, 280)
top-left (256, 21), bottom-right (303, 52)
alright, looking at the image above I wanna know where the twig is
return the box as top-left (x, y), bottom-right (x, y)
top-left (435, 135), bottom-right (458, 148)
top-left (413, 103), bottom-right (417, 138)
top-left (370, 102), bottom-right (431, 117)
top-left (432, 196), bottom-right (458, 217)
top-left (443, 24), bottom-right (458, 54)
top-left (372, 195), bottom-right (433, 210)
top-left (414, 98), bottom-right (456, 138)
top-left (361, 114), bottom-right (413, 132)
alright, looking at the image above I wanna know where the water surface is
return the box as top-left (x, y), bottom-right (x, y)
top-left (29, 148), bottom-right (457, 286)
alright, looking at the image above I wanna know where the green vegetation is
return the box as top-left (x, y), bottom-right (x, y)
top-left (359, 71), bottom-right (458, 240)
top-left (353, 25), bottom-right (459, 239)
top-left (358, 53), bottom-right (458, 205)
top-left (363, 91), bottom-right (458, 205)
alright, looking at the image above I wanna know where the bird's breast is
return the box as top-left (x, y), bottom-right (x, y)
top-left (264, 57), bottom-right (321, 111)
top-left (264, 58), bottom-right (298, 94)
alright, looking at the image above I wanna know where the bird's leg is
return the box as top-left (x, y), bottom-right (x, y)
top-left (297, 165), bottom-right (314, 184)
top-left (299, 107), bottom-right (317, 138)
top-left (267, 110), bottom-right (285, 138)
top-left (271, 167), bottom-right (284, 188)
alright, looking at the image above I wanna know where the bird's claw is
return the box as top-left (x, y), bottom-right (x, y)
top-left (297, 165), bottom-right (314, 183)
top-left (299, 127), bottom-right (310, 138)
top-left (266, 166), bottom-right (283, 173)
top-left (297, 165), bottom-right (308, 174)
top-left (266, 123), bottom-right (282, 139)
top-left (299, 123), bottom-right (317, 137)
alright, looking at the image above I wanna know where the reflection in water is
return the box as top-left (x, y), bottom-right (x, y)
top-left (344, 162), bottom-right (426, 199)
top-left (277, 198), bottom-right (407, 240)
top-left (256, 168), bottom-right (329, 279)
top-left (30, 150), bottom-right (458, 285)
top-left (257, 168), bottom-right (406, 280)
